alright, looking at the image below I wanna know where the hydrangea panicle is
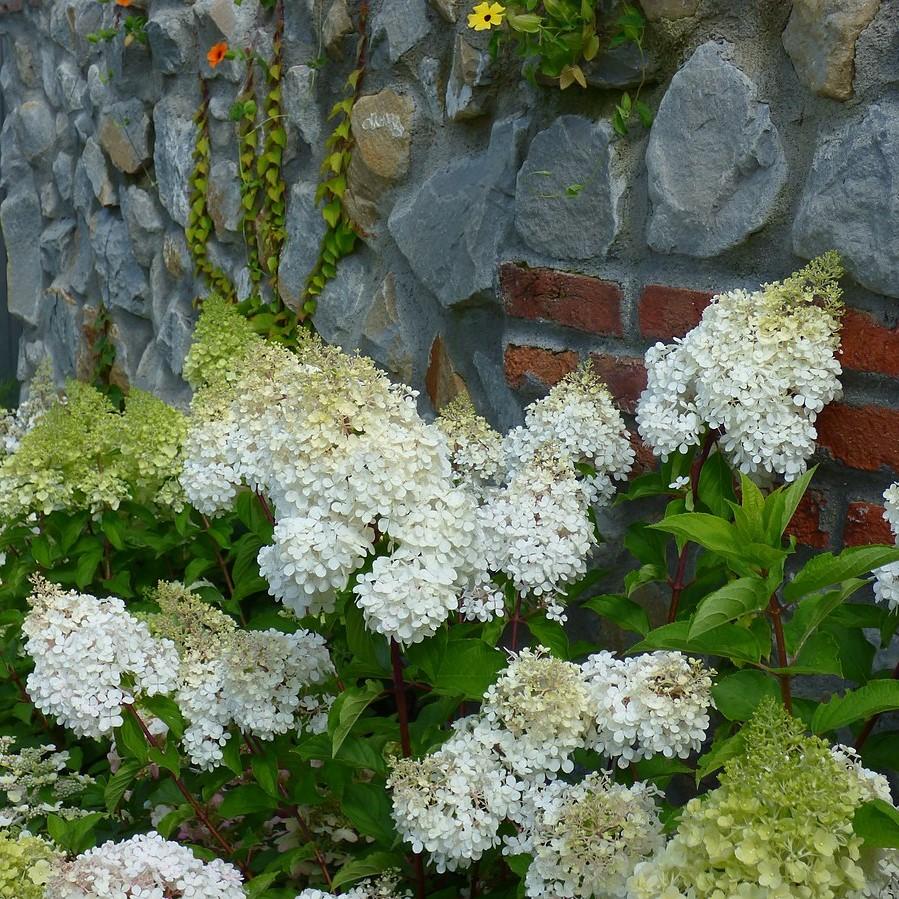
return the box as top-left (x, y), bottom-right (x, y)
top-left (22, 578), bottom-right (178, 739)
top-left (636, 253), bottom-right (844, 481)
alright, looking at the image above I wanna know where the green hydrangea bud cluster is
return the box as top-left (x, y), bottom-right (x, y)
top-left (0, 381), bottom-right (187, 525)
top-left (182, 294), bottom-right (260, 391)
top-left (628, 699), bottom-right (868, 899)
top-left (0, 830), bottom-right (60, 898)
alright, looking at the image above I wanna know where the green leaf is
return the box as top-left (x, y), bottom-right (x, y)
top-left (695, 728), bottom-right (746, 784)
top-left (47, 812), bottom-right (105, 854)
top-left (584, 594), bottom-right (650, 636)
top-left (765, 467), bottom-right (816, 542)
top-left (116, 714), bottom-right (149, 763)
top-left (332, 853), bottom-right (406, 890)
top-left (506, 11), bottom-right (542, 32)
top-left (340, 781), bottom-right (395, 844)
top-left (650, 513), bottom-right (743, 558)
top-left (785, 545), bottom-right (899, 602)
top-left (783, 579), bottom-right (866, 656)
top-left (218, 784), bottom-right (279, 818)
top-left (140, 695), bottom-right (185, 740)
top-left (427, 638), bottom-right (505, 699)
top-left (104, 759), bottom-right (143, 813)
top-left (630, 620), bottom-right (764, 664)
top-left (251, 753), bottom-right (280, 797)
top-left (527, 614), bottom-right (569, 658)
top-left (688, 576), bottom-right (770, 639)
top-left (156, 804), bottom-right (193, 838)
top-left (811, 680), bottom-right (899, 734)
top-left (712, 669), bottom-right (780, 721)
top-left (329, 680), bottom-right (382, 757)
top-left (697, 451), bottom-right (736, 518)
top-left (853, 799), bottom-right (899, 849)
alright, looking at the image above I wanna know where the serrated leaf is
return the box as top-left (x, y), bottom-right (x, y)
top-left (218, 784), bottom-right (279, 818)
top-left (104, 759), bottom-right (143, 813)
top-left (329, 680), bottom-right (382, 757)
top-left (332, 853), bottom-right (405, 890)
top-left (785, 545), bottom-right (899, 602)
top-left (854, 799), bottom-right (899, 848)
top-left (712, 669), bottom-right (780, 721)
top-left (811, 680), bottom-right (899, 734)
top-left (584, 594), bottom-right (650, 636)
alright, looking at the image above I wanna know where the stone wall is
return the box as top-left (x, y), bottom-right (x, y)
top-left (1, 0), bottom-right (899, 548)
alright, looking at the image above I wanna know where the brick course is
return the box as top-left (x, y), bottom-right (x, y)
top-left (504, 345), bottom-right (579, 390)
top-left (844, 502), bottom-right (893, 547)
top-left (500, 263), bottom-right (623, 336)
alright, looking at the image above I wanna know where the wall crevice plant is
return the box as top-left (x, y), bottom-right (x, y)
top-left (1, 255), bottom-right (899, 897)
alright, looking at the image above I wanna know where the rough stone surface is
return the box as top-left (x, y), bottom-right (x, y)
top-left (90, 210), bottom-right (150, 317)
top-left (15, 98), bottom-right (55, 161)
top-left (639, 0), bottom-right (699, 18)
top-left (278, 181), bottom-right (328, 309)
top-left (146, 6), bottom-right (197, 74)
top-left (153, 96), bottom-right (197, 227)
top-left (446, 35), bottom-right (492, 121)
top-left (56, 58), bottom-right (87, 112)
top-left (122, 186), bottom-right (165, 267)
top-left (585, 43), bottom-right (659, 89)
top-left (99, 99), bottom-right (152, 174)
top-left (429, 0), bottom-right (457, 22)
top-left (360, 273), bottom-right (414, 382)
top-left (312, 253), bottom-right (376, 349)
top-left (207, 160), bottom-right (242, 238)
top-left (646, 41), bottom-right (788, 257)
top-left (81, 137), bottom-right (117, 207)
top-left (783, 0), bottom-right (881, 100)
top-left (515, 116), bottom-right (622, 261)
top-left (389, 115), bottom-right (529, 307)
top-left (371, 0), bottom-right (430, 64)
top-left (40, 219), bottom-right (77, 275)
top-left (793, 99), bottom-right (899, 298)
top-left (1, 184), bottom-right (44, 327)
top-left (322, 0), bottom-right (353, 54)
top-left (283, 65), bottom-right (322, 147)
top-left (351, 90), bottom-right (414, 181)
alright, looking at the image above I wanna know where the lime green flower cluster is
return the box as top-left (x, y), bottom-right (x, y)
top-left (0, 381), bottom-right (187, 525)
top-left (628, 699), bottom-right (868, 899)
top-left (0, 830), bottom-right (60, 898)
top-left (182, 294), bottom-right (259, 391)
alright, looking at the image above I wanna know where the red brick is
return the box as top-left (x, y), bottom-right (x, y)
top-left (840, 309), bottom-right (899, 377)
top-left (589, 354), bottom-right (648, 414)
top-left (504, 345), bottom-right (579, 390)
top-left (844, 502), bottom-right (893, 547)
top-left (785, 491), bottom-right (830, 549)
top-left (638, 285), bottom-right (714, 340)
top-left (817, 403), bottom-right (899, 473)
top-left (500, 263), bottom-right (623, 336)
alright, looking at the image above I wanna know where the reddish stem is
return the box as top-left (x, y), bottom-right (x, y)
top-left (254, 490), bottom-right (275, 526)
top-left (508, 593), bottom-right (523, 652)
top-left (390, 640), bottom-right (426, 899)
top-left (125, 705), bottom-right (250, 877)
top-left (855, 659), bottom-right (899, 751)
top-left (202, 514), bottom-right (236, 599)
top-left (767, 595), bottom-right (793, 713)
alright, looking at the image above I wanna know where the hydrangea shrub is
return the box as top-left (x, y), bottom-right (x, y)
top-left (1, 256), bottom-right (899, 898)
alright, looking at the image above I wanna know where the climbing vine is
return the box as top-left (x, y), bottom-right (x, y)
top-left (185, 0), bottom-right (368, 335)
top-left (300, 3), bottom-right (369, 319)
top-left (84, 304), bottom-right (125, 409)
top-left (186, 86), bottom-right (236, 303)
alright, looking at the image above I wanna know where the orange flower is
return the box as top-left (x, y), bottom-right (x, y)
top-left (114, 0), bottom-right (132, 6)
top-left (207, 42), bottom-right (229, 69)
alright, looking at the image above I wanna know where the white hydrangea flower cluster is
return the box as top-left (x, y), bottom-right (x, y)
top-left (0, 738), bottom-right (93, 828)
top-left (296, 872), bottom-right (411, 899)
top-left (21, 580), bottom-right (178, 739)
top-left (0, 360), bottom-right (58, 456)
top-left (181, 320), bottom-right (482, 646)
top-left (874, 482), bottom-right (899, 612)
top-left (507, 772), bottom-right (664, 899)
top-left (390, 648), bottom-right (711, 874)
top-left (459, 578), bottom-right (506, 622)
top-left (583, 650), bottom-right (715, 767)
top-left (636, 253), bottom-right (844, 481)
top-left (148, 582), bottom-right (334, 769)
top-left (478, 449), bottom-right (596, 614)
top-left (503, 364), bottom-right (635, 504)
top-left (182, 301), bottom-right (634, 643)
top-left (45, 832), bottom-right (245, 899)
top-left (389, 726), bottom-right (523, 872)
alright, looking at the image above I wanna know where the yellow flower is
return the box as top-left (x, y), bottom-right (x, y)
top-left (468, 1), bottom-right (505, 30)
